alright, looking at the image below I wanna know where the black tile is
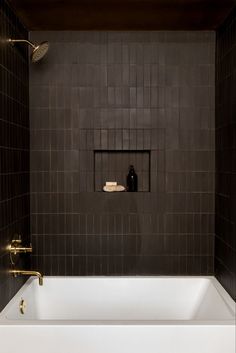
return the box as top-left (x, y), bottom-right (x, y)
top-left (0, 0), bottom-right (29, 311)
top-left (215, 7), bottom-right (236, 300)
top-left (29, 30), bottom-right (215, 279)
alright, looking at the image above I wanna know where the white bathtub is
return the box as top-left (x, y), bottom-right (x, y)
top-left (0, 276), bottom-right (235, 353)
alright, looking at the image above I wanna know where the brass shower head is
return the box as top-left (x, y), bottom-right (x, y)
top-left (7, 38), bottom-right (49, 62)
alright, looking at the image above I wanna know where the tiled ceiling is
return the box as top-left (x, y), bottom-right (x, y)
top-left (9, 0), bottom-right (236, 30)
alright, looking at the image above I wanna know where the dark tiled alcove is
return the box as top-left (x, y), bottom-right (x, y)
top-left (1, 0), bottom-right (236, 311)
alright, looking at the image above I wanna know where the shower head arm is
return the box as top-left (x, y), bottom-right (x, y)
top-left (7, 38), bottom-right (49, 63)
top-left (8, 38), bottom-right (36, 49)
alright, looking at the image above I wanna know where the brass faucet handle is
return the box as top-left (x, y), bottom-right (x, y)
top-left (12, 246), bottom-right (33, 254)
top-left (7, 239), bottom-right (33, 254)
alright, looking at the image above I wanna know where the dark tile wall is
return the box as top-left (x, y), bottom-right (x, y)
top-left (215, 8), bottom-right (236, 300)
top-left (30, 31), bottom-right (215, 276)
top-left (0, 0), bottom-right (29, 311)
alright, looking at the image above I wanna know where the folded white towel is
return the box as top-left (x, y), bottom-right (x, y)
top-left (105, 181), bottom-right (117, 186)
top-left (103, 185), bottom-right (125, 192)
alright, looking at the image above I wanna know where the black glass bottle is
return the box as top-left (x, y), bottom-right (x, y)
top-left (127, 165), bottom-right (138, 192)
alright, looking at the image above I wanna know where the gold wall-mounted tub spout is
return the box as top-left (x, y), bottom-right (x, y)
top-left (9, 270), bottom-right (43, 286)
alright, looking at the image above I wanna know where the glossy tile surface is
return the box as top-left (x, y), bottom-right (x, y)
top-left (215, 8), bottom-right (236, 301)
top-left (0, 0), bottom-right (30, 311)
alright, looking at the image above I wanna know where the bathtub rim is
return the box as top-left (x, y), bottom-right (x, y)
top-left (0, 276), bottom-right (235, 326)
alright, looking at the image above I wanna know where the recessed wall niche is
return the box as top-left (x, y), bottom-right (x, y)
top-left (94, 150), bottom-right (150, 192)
